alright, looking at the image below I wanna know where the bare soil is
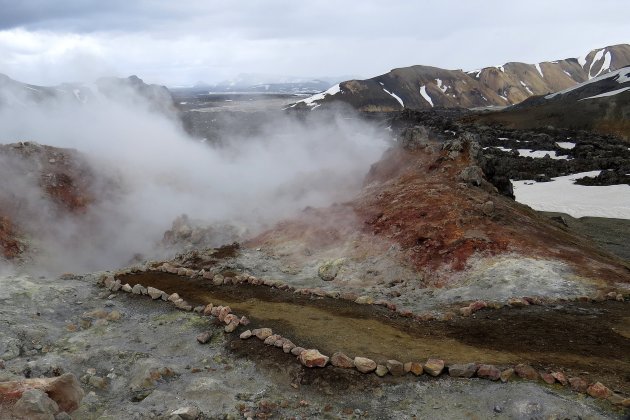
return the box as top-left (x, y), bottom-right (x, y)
top-left (123, 272), bottom-right (630, 395)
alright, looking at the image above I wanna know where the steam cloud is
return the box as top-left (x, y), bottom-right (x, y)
top-left (0, 83), bottom-right (389, 274)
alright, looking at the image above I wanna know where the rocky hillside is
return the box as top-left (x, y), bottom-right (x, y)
top-left (291, 44), bottom-right (630, 112)
top-left (0, 142), bottom-right (100, 261)
top-left (470, 66), bottom-right (630, 139)
top-left (0, 74), bottom-right (177, 117)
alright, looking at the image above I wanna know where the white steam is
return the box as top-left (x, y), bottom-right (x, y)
top-left (0, 83), bottom-right (389, 273)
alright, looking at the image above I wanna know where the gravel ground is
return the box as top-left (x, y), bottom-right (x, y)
top-left (0, 271), bottom-right (626, 419)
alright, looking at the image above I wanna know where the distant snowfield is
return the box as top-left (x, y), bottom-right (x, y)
top-left (517, 149), bottom-right (569, 160)
top-left (513, 171), bottom-right (630, 219)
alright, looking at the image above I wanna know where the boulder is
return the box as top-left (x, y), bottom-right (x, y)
top-left (375, 365), bottom-right (388, 377)
top-left (331, 352), bottom-right (354, 369)
top-left (448, 363), bottom-right (477, 378)
top-left (424, 359), bottom-right (445, 377)
top-left (476, 364), bottom-right (501, 381)
top-left (551, 371), bottom-right (568, 385)
top-left (354, 357), bottom-right (377, 373)
top-left (290, 347), bottom-right (306, 356)
top-left (298, 349), bottom-right (329, 368)
top-left (254, 328), bottom-right (273, 340)
top-left (171, 406), bottom-right (200, 420)
top-left (12, 389), bottom-right (59, 420)
top-left (514, 364), bottom-right (538, 380)
top-left (386, 360), bottom-right (405, 376)
top-left (406, 362), bottom-right (423, 376)
top-left (167, 292), bottom-right (181, 302)
top-left (587, 382), bottom-right (612, 399)
top-left (239, 330), bottom-right (252, 339)
top-left (196, 332), bottom-right (212, 344)
top-left (147, 287), bottom-right (163, 300)
top-left (540, 373), bottom-right (556, 384)
top-left (569, 377), bottom-right (589, 393)
top-left (131, 284), bottom-right (146, 295)
top-left (500, 368), bottom-right (514, 383)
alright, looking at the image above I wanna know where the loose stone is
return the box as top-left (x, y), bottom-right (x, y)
top-left (255, 328), bottom-right (273, 340)
top-left (541, 373), bottom-right (556, 384)
top-left (196, 332), bottom-right (212, 344)
top-left (131, 284), bottom-right (145, 295)
top-left (551, 371), bottom-right (568, 385)
top-left (514, 364), bottom-right (539, 380)
top-left (121, 284), bottom-right (132, 293)
top-left (569, 377), bottom-right (589, 393)
top-left (224, 321), bottom-right (239, 333)
top-left (167, 293), bottom-right (180, 302)
top-left (147, 286), bottom-right (162, 300)
top-left (298, 349), bottom-right (329, 368)
top-left (240, 330), bottom-right (252, 339)
top-left (424, 359), bottom-right (445, 377)
top-left (448, 363), bottom-right (477, 378)
top-left (203, 304), bottom-right (213, 316)
top-left (354, 357), bottom-right (377, 373)
top-left (386, 360), bottom-right (405, 376)
top-left (587, 382), bottom-right (612, 399)
top-left (291, 347), bottom-right (306, 356)
top-left (500, 368), bottom-right (514, 383)
top-left (476, 364), bottom-right (501, 381)
top-left (331, 352), bottom-right (354, 369)
top-left (264, 334), bottom-right (281, 345)
top-left (375, 365), bottom-right (388, 377)
top-left (282, 342), bottom-right (296, 354)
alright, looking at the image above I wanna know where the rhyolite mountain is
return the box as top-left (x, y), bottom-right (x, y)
top-left (469, 65), bottom-right (630, 139)
top-left (291, 44), bottom-right (630, 111)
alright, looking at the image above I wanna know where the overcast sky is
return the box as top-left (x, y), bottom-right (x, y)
top-left (0, 0), bottom-right (627, 86)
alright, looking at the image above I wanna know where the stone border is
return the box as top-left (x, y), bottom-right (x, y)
top-left (98, 272), bottom-right (630, 410)
top-left (108, 262), bottom-right (628, 323)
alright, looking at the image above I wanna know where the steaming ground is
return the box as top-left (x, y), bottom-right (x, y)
top-left (0, 89), bottom-right (389, 274)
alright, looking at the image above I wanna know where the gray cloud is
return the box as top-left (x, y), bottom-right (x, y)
top-left (0, 1), bottom-right (627, 85)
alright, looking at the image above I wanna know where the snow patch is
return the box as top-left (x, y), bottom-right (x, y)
top-left (545, 67), bottom-right (630, 99)
top-left (435, 78), bottom-right (448, 93)
top-left (579, 86), bottom-right (630, 100)
top-left (517, 149), bottom-right (568, 160)
top-left (296, 83), bottom-right (341, 107)
top-left (556, 142), bottom-right (575, 150)
top-left (594, 51), bottom-right (612, 77)
top-left (589, 49), bottom-right (605, 78)
top-left (419, 86), bottom-right (433, 107)
top-left (535, 63), bottom-right (544, 78)
top-left (513, 170), bottom-right (630, 219)
top-left (519, 81), bottom-right (533, 95)
top-left (382, 87), bottom-right (404, 107)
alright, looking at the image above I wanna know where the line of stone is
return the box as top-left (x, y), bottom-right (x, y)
top-left (112, 263), bottom-right (628, 322)
top-left (99, 272), bottom-right (629, 409)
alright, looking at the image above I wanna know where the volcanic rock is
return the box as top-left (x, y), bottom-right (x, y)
top-left (476, 364), bottom-right (501, 381)
top-left (386, 360), bottom-right (405, 376)
top-left (298, 349), bottom-right (329, 368)
top-left (331, 352), bottom-right (354, 369)
top-left (375, 365), bottom-right (388, 377)
top-left (354, 357), bottom-right (377, 373)
top-left (448, 363), bottom-right (477, 378)
top-left (514, 364), bottom-right (539, 380)
top-left (587, 382), bottom-right (612, 399)
top-left (424, 359), bottom-right (445, 377)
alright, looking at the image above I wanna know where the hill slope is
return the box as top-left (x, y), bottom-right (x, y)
top-left (291, 44), bottom-right (630, 112)
top-left (470, 66), bottom-right (630, 139)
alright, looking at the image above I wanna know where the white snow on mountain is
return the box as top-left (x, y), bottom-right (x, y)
top-left (419, 86), bottom-right (433, 107)
top-left (382, 86), bottom-right (404, 107)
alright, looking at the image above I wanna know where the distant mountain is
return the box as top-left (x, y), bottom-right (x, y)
top-left (0, 74), bottom-right (177, 117)
top-left (192, 74), bottom-right (355, 94)
top-left (469, 66), bottom-right (630, 139)
top-left (290, 44), bottom-right (630, 111)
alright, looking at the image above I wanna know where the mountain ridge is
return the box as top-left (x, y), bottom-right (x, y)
top-left (291, 44), bottom-right (630, 111)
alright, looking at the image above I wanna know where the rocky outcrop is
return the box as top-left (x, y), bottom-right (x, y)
top-left (0, 373), bottom-right (84, 415)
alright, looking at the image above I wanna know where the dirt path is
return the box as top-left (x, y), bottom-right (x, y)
top-left (124, 272), bottom-right (630, 394)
